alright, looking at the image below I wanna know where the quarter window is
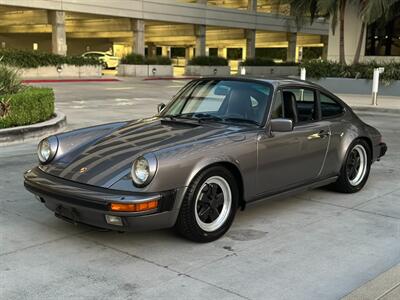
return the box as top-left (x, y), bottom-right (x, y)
top-left (320, 93), bottom-right (344, 118)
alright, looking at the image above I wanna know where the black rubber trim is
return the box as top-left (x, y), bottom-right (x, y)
top-left (379, 142), bottom-right (387, 158)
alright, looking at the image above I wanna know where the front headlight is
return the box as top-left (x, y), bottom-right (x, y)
top-left (131, 154), bottom-right (157, 187)
top-left (37, 136), bottom-right (58, 164)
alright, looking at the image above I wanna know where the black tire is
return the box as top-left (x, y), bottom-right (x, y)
top-left (175, 166), bottom-right (238, 243)
top-left (330, 139), bottom-right (371, 193)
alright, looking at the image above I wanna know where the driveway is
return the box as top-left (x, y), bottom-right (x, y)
top-left (1, 78), bottom-right (399, 299)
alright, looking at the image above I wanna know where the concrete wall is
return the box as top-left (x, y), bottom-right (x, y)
top-left (185, 65), bottom-right (230, 76)
top-left (310, 78), bottom-right (400, 97)
top-left (0, 0), bottom-right (329, 35)
top-left (18, 65), bottom-right (102, 78)
top-left (240, 65), bottom-right (299, 76)
top-left (327, 2), bottom-right (400, 64)
top-left (118, 64), bottom-right (173, 77)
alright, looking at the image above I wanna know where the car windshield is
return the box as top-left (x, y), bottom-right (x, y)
top-left (161, 79), bottom-right (273, 126)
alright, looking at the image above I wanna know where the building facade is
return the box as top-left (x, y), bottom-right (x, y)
top-left (327, 2), bottom-right (400, 64)
top-left (0, 0), bottom-right (328, 65)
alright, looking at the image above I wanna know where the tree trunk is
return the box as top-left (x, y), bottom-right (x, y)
top-left (353, 22), bottom-right (365, 64)
top-left (339, 0), bottom-right (346, 64)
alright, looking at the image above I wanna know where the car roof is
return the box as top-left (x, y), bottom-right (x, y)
top-left (197, 76), bottom-right (320, 89)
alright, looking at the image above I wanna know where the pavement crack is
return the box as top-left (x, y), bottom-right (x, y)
top-left (0, 229), bottom-right (93, 257)
top-left (179, 273), bottom-right (252, 300)
top-left (84, 237), bottom-right (250, 299)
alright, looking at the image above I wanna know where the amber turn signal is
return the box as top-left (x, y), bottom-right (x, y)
top-left (110, 200), bottom-right (158, 212)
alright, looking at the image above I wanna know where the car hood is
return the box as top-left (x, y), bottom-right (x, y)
top-left (42, 118), bottom-right (242, 187)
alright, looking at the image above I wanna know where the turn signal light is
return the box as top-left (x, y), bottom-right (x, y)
top-left (110, 200), bottom-right (158, 212)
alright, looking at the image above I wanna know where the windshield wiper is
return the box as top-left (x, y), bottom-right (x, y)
top-left (222, 117), bottom-right (259, 126)
top-left (192, 113), bottom-right (224, 123)
top-left (163, 113), bottom-right (223, 123)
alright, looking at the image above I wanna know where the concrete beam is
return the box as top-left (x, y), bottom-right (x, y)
top-left (0, 0), bottom-right (329, 35)
top-left (48, 10), bottom-right (67, 55)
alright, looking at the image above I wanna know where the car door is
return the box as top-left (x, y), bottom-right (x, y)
top-left (317, 91), bottom-right (347, 177)
top-left (256, 87), bottom-right (331, 196)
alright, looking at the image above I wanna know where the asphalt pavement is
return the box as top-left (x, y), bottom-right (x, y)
top-left (0, 78), bottom-right (399, 299)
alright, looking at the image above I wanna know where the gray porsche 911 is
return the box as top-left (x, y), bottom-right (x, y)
top-left (24, 77), bottom-right (387, 242)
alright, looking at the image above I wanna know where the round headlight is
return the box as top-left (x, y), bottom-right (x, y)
top-left (131, 154), bottom-right (157, 187)
top-left (37, 136), bottom-right (58, 164)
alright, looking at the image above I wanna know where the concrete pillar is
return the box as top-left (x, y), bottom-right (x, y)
top-left (162, 46), bottom-right (170, 58)
top-left (218, 48), bottom-right (227, 58)
top-left (287, 32), bottom-right (297, 62)
top-left (321, 35), bottom-right (329, 60)
top-left (245, 29), bottom-right (256, 59)
top-left (195, 25), bottom-right (206, 57)
top-left (147, 43), bottom-right (157, 57)
top-left (132, 19), bottom-right (145, 56)
top-left (248, 0), bottom-right (257, 11)
top-left (185, 47), bottom-right (194, 60)
top-left (49, 11), bottom-right (67, 55)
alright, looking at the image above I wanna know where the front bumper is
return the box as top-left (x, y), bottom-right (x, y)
top-left (24, 167), bottom-right (182, 232)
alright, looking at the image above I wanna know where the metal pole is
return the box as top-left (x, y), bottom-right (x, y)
top-left (371, 68), bottom-right (380, 106)
top-left (300, 68), bottom-right (306, 80)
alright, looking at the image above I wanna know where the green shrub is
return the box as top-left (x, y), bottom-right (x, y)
top-left (0, 49), bottom-right (101, 68)
top-left (188, 56), bottom-right (228, 66)
top-left (0, 64), bottom-right (24, 96)
top-left (242, 58), bottom-right (298, 66)
top-left (145, 56), bottom-right (172, 65)
top-left (300, 60), bottom-right (400, 83)
top-left (121, 53), bottom-right (172, 65)
top-left (0, 87), bottom-right (54, 129)
top-left (121, 53), bottom-right (146, 65)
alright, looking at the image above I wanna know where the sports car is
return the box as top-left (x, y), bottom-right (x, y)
top-left (24, 77), bottom-right (387, 242)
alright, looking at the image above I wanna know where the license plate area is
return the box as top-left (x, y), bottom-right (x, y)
top-left (54, 204), bottom-right (80, 224)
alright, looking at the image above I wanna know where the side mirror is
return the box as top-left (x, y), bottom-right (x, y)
top-left (270, 118), bottom-right (293, 132)
top-left (157, 103), bottom-right (166, 113)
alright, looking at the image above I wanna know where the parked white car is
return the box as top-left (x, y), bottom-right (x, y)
top-left (82, 51), bottom-right (120, 69)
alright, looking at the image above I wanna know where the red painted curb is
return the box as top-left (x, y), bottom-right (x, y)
top-left (22, 78), bottom-right (120, 83)
top-left (143, 76), bottom-right (199, 81)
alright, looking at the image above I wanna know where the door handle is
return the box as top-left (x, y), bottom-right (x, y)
top-left (318, 130), bottom-right (331, 138)
top-left (307, 130), bottom-right (331, 140)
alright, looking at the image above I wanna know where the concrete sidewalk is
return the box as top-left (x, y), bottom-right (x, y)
top-left (337, 94), bottom-right (400, 113)
top-left (342, 264), bottom-right (400, 300)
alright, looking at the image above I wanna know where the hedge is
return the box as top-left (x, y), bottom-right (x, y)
top-left (0, 87), bottom-right (55, 129)
top-left (300, 60), bottom-right (400, 82)
top-left (0, 49), bottom-right (101, 68)
top-left (188, 56), bottom-right (228, 66)
top-left (242, 58), bottom-right (298, 66)
top-left (120, 53), bottom-right (172, 65)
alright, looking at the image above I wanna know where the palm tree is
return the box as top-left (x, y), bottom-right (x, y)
top-left (353, 0), bottom-right (400, 63)
top-left (317, 0), bottom-right (348, 64)
top-left (274, 0), bottom-right (348, 64)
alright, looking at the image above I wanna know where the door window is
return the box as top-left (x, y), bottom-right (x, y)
top-left (282, 88), bottom-right (318, 123)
